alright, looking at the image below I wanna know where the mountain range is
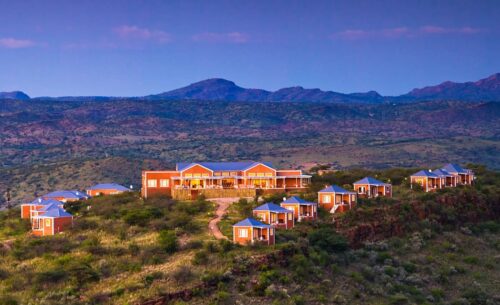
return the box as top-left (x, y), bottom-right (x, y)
top-left (1, 73), bottom-right (499, 103)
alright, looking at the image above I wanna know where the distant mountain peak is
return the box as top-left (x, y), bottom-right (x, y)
top-left (0, 91), bottom-right (30, 100)
top-left (404, 73), bottom-right (500, 101)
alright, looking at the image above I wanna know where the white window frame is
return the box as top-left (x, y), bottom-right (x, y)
top-left (323, 195), bottom-right (331, 203)
top-left (147, 179), bottom-right (157, 188)
top-left (239, 229), bottom-right (248, 238)
top-left (159, 179), bottom-right (169, 188)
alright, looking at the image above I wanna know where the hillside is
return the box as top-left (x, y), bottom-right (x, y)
top-left (1, 99), bottom-right (499, 204)
top-left (0, 167), bottom-right (499, 305)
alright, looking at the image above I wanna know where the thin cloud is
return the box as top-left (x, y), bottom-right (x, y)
top-left (0, 38), bottom-right (38, 49)
top-left (114, 25), bottom-right (171, 43)
top-left (192, 32), bottom-right (249, 43)
top-left (332, 26), bottom-right (483, 40)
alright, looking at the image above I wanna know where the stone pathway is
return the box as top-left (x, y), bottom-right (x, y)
top-left (207, 197), bottom-right (249, 240)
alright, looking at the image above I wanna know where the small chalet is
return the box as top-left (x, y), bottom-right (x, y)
top-left (86, 183), bottom-right (131, 196)
top-left (42, 190), bottom-right (89, 203)
top-left (280, 196), bottom-right (317, 221)
top-left (253, 202), bottom-right (294, 229)
top-left (318, 185), bottom-right (357, 214)
top-left (232, 218), bottom-right (275, 245)
top-left (410, 170), bottom-right (441, 192)
top-left (31, 206), bottom-right (73, 236)
top-left (20, 198), bottom-right (64, 219)
top-left (442, 164), bottom-right (475, 185)
top-left (432, 169), bottom-right (457, 187)
top-left (353, 177), bottom-right (392, 198)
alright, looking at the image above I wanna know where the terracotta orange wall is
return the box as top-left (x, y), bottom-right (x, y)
top-left (142, 171), bottom-right (178, 197)
top-left (283, 178), bottom-right (302, 187)
top-left (245, 164), bottom-right (275, 175)
top-left (21, 205), bottom-right (32, 219)
top-left (181, 165), bottom-right (212, 177)
top-left (54, 217), bottom-right (73, 234)
top-left (233, 226), bottom-right (252, 245)
top-left (253, 211), bottom-right (269, 223)
top-left (276, 170), bottom-right (301, 176)
top-left (280, 203), bottom-right (298, 219)
top-left (318, 194), bottom-right (334, 211)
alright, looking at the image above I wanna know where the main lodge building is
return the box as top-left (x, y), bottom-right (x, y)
top-left (142, 161), bottom-right (311, 200)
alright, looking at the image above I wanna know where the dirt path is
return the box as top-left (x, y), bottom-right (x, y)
top-left (207, 197), bottom-right (247, 240)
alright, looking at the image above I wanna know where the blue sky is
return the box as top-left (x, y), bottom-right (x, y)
top-left (0, 0), bottom-right (499, 96)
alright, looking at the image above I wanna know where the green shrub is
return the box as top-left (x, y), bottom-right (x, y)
top-left (158, 230), bottom-right (178, 254)
top-left (0, 295), bottom-right (18, 305)
top-left (308, 226), bottom-right (348, 253)
top-left (143, 271), bottom-right (164, 286)
top-left (192, 250), bottom-right (209, 265)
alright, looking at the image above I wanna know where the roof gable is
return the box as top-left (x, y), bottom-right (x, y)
top-left (233, 217), bottom-right (271, 227)
top-left (87, 183), bottom-right (130, 191)
top-left (39, 206), bottom-right (72, 218)
top-left (353, 177), bottom-right (388, 186)
top-left (254, 202), bottom-right (291, 213)
top-left (176, 161), bottom-right (274, 172)
top-left (43, 190), bottom-right (88, 200)
top-left (411, 170), bottom-right (439, 178)
top-left (319, 185), bottom-right (355, 194)
top-left (281, 196), bottom-right (316, 205)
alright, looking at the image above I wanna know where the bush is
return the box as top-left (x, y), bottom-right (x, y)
top-left (192, 250), bottom-right (209, 265)
top-left (0, 295), bottom-right (18, 305)
top-left (158, 230), bottom-right (178, 254)
top-left (308, 226), bottom-right (349, 253)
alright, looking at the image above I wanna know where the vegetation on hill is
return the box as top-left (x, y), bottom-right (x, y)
top-left (2, 99), bottom-right (499, 204)
top-left (1, 166), bottom-right (498, 305)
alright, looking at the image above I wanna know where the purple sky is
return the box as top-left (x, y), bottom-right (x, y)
top-left (1, 0), bottom-right (499, 96)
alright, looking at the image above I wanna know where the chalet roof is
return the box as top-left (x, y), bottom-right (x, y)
top-left (37, 206), bottom-right (72, 218)
top-left (43, 190), bottom-right (89, 200)
top-left (411, 170), bottom-right (439, 178)
top-left (254, 202), bottom-right (292, 213)
top-left (319, 185), bottom-right (356, 194)
top-left (39, 203), bottom-right (62, 212)
top-left (29, 198), bottom-right (64, 206)
top-left (87, 183), bottom-right (130, 191)
top-left (442, 163), bottom-right (468, 174)
top-left (176, 161), bottom-right (274, 172)
top-left (233, 217), bottom-right (271, 228)
top-left (432, 169), bottom-right (453, 177)
top-left (353, 177), bottom-right (389, 186)
top-left (281, 196), bottom-right (317, 205)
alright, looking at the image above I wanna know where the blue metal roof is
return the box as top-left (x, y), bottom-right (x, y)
top-left (432, 169), bottom-right (453, 177)
top-left (233, 217), bottom-right (271, 228)
top-left (254, 202), bottom-right (292, 213)
top-left (29, 198), bottom-right (64, 206)
top-left (281, 196), bottom-right (316, 205)
top-left (87, 183), bottom-right (130, 191)
top-left (353, 177), bottom-right (388, 186)
top-left (39, 203), bottom-right (62, 212)
top-left (43, 190), bottom-right (89, 200)
top-left (176, 161), bottom-right (274, 172)
top-left (319, 185), bottom-right (356, 194)
top-left (39, 206), bottom-right (72, 218)
top-left (411, 170), bottom-right (439, 178)
top-left (442, 163), bottom-right (468, 174)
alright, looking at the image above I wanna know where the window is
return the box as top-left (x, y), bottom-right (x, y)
top-left (160, 179), bottom-right (169, 187)
top-left (359, 186), bottom-right (366, 193)
top-left (147, 179), bottom-right (157, 187)
top-left (285, 206), bottom-right (294, 212)
top-left (248, 173), bottom-right (256, 177)
top-left (265, 173), bottom-right (273, 177)
top-left (185, 174), bottom-right (193, 178)
top-left (270, 228), bottom-right (274, 236)
top-left (287, 213), bottom-right (292, 220)
top-left (202, 173), bottom-right (209, 177)
top-left (193, 173), bottom-right (201, 178)
top-left (45, 219), bottom-right (51, 227)
top-left (214, 172), bottom-right (221, 176)
top-left (230, 172), bottom-right (237, 176)
top-left (239, 229), bottom-right (248, 238)
top-left (322, 195), bottom-right (331, 203)
top-left (258, 173), bottom-right (265, 177)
